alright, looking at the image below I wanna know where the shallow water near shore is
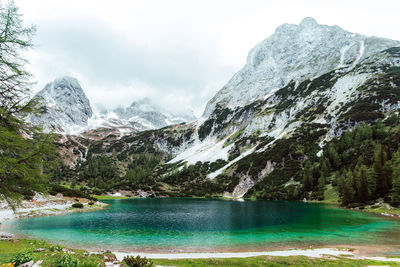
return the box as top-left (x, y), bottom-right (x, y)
top-left (5, 198), bottom-right (400, 253)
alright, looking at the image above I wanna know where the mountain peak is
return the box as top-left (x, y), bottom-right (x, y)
top-left (29, 77), bottom-right (197, 134)
top-left (274, 17), bottom-right (322, 35)
top-left (54, 76), bottom-right (81, 87)
top-left (299, 17), bottom-right (318, 28)
top-left (203, 19), bottom-right (400, 117)
top-left (112, 97), bottom-right (196, 130)
top-left (29, 76), bottom-right (93, 134)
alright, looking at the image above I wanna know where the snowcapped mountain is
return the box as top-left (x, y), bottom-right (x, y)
top-left (29, 76), bottom-right (93, 134)
top-left (168, 18), bottom-right (400, 162)
top-left (203, 17), bottom-right (399, 117)
top-left (98, 98), bottom-right (196, 131)
top-left (94, 17), bottom-right (400, 198)
top-left (29, 77), bottom-right (196, 135)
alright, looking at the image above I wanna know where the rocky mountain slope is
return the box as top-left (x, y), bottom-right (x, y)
top-left (29, 77), bottom-right (195, 135)
top-left (203, 17), bottom-right (399, 117)
top-left (158, 18), bottom-right (400, 165)
top-left (29, 76), bottom-right (93, 134)
top-left (51, 18), bottom-right (400, 202)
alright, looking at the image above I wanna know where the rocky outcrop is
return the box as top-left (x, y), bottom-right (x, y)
top-left (29, 76), bottom-right (93, 134)
top-left (203, 17), bottom-right (399, 117)
top-left (28, 79), bottom-right (196, 135)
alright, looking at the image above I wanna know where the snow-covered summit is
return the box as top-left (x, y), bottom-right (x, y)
top-left (203, 17), bottom-right (400, 116)
top-left (29, 76), bottom-right (93, 134)
top-left (105, 98), bottom-right (196, 131)
top-left (29, 78), bottom-right (196, 135)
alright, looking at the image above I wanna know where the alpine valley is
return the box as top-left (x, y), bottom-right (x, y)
top-left (33, 18), bottom-right (400, 206)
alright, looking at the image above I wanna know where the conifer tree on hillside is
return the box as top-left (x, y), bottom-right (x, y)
top-left (357, 165), bottom-right (369, 203)
top-left (0, 0), bottom-right (55, 209)
top-left (391, 150), bottom-right (400, 206)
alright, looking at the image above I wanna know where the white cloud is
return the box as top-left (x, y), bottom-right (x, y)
top-left (15, 0), bottom-right (400, 116)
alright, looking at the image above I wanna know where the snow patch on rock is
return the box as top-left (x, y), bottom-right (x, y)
top-left (203, 18), bottom-right (399, 117)
top-left (169, 136), bottom-right (234, 165)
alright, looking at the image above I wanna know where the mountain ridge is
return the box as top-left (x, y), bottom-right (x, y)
top-left (50, 18), bottom-right (400, 204)
top-left (29, 77), bottom-right (196, 135)
top-left (203, 17), bottom-right (400, 117)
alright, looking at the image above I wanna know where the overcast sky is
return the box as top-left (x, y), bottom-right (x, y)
top-left (15, 0), bottom-right (400, 116)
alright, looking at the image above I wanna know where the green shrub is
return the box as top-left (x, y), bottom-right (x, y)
top-left (72, 203), bottom-right (84, 208)
top-left (80, 259), bottom-right (99, 267)
top-left (8, 250), bottom-right (33, 266)
top-left (50, 245), bottom-right (63, 252)
top-left (123, 255), bottom-right (154, 267)
top-left (56, 255), bottom-right (79, 267)
top-left (88, 201), bottom-right (94, 205)
top-left (49, 184), bottom-right (97, 201)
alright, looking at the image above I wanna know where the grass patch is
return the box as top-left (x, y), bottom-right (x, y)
top-left (311, 185), bottom-right (400, 217)
top-left (2, 239), bottom-right (400, 266)
top-left (0, 239), bottom-right (112, 266)
top-left (312, 184), bottom-right (340, 204)
top-left (153, 255), bottom-right (400, 266)
top-left (362, 205), bottom-right (400, 216)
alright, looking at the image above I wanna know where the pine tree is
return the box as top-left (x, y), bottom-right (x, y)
top-left (312, 163), bottom-right (321, 186)
top-left (343, 131), bottom-right (353, 150)
top-left (350, 168), bottom-right (358, 194)
top-left (391, 150), bottom-right (400, 206)
top-left (0, 1), bottom-right (37, 125)
top-left (358, 165), bottom-right (369, 203)
top-left (342, 175), bottom-right (354, 206)
top-left (328, 143), bottom-right (340, 168)
top-left (0, 1), bottom-right (55, 208)
top-left (354, 123), bottom-right (372, 145)
top-left (316, 174), bottom-right (326, 200)
top-left (374, 119), bottom-right (385, 139)
top-left (320, 157), bottom-right (328, 177)
top-left (374, 144), bottom-right (389, 197)
top-left (337, 171), bottom-right (345, 194)
top-left (383, 161), bottom-right (393, 190)
top-left (302, 161), bottom-right (313, 191)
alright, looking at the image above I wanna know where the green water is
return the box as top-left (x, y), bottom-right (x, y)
top-left (6, 198), bottom-right (400, 251)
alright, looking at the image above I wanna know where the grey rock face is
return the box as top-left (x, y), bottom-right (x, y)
top-left (28, 78), bottom-right (196, 134)
top-left (30, 76), bottom-right (93, 134)
top-left (203, 17), bottom-right (400, 117)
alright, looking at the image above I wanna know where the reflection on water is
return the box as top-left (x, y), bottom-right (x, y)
top-left (7, 198), bottom-right (400, 251)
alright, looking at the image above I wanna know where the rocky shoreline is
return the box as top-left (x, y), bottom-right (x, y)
top-left (0, 194), bottom-right (108, 233)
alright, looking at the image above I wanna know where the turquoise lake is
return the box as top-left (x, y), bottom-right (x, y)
top-left (6, 198), bottom-right (400, 252)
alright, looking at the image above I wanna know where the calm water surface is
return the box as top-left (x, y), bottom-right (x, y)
top-left (6, 198), bottom-right (400, 251)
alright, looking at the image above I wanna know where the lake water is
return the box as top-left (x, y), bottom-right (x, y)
top-left (6, 198), bottom-right (400, 252)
